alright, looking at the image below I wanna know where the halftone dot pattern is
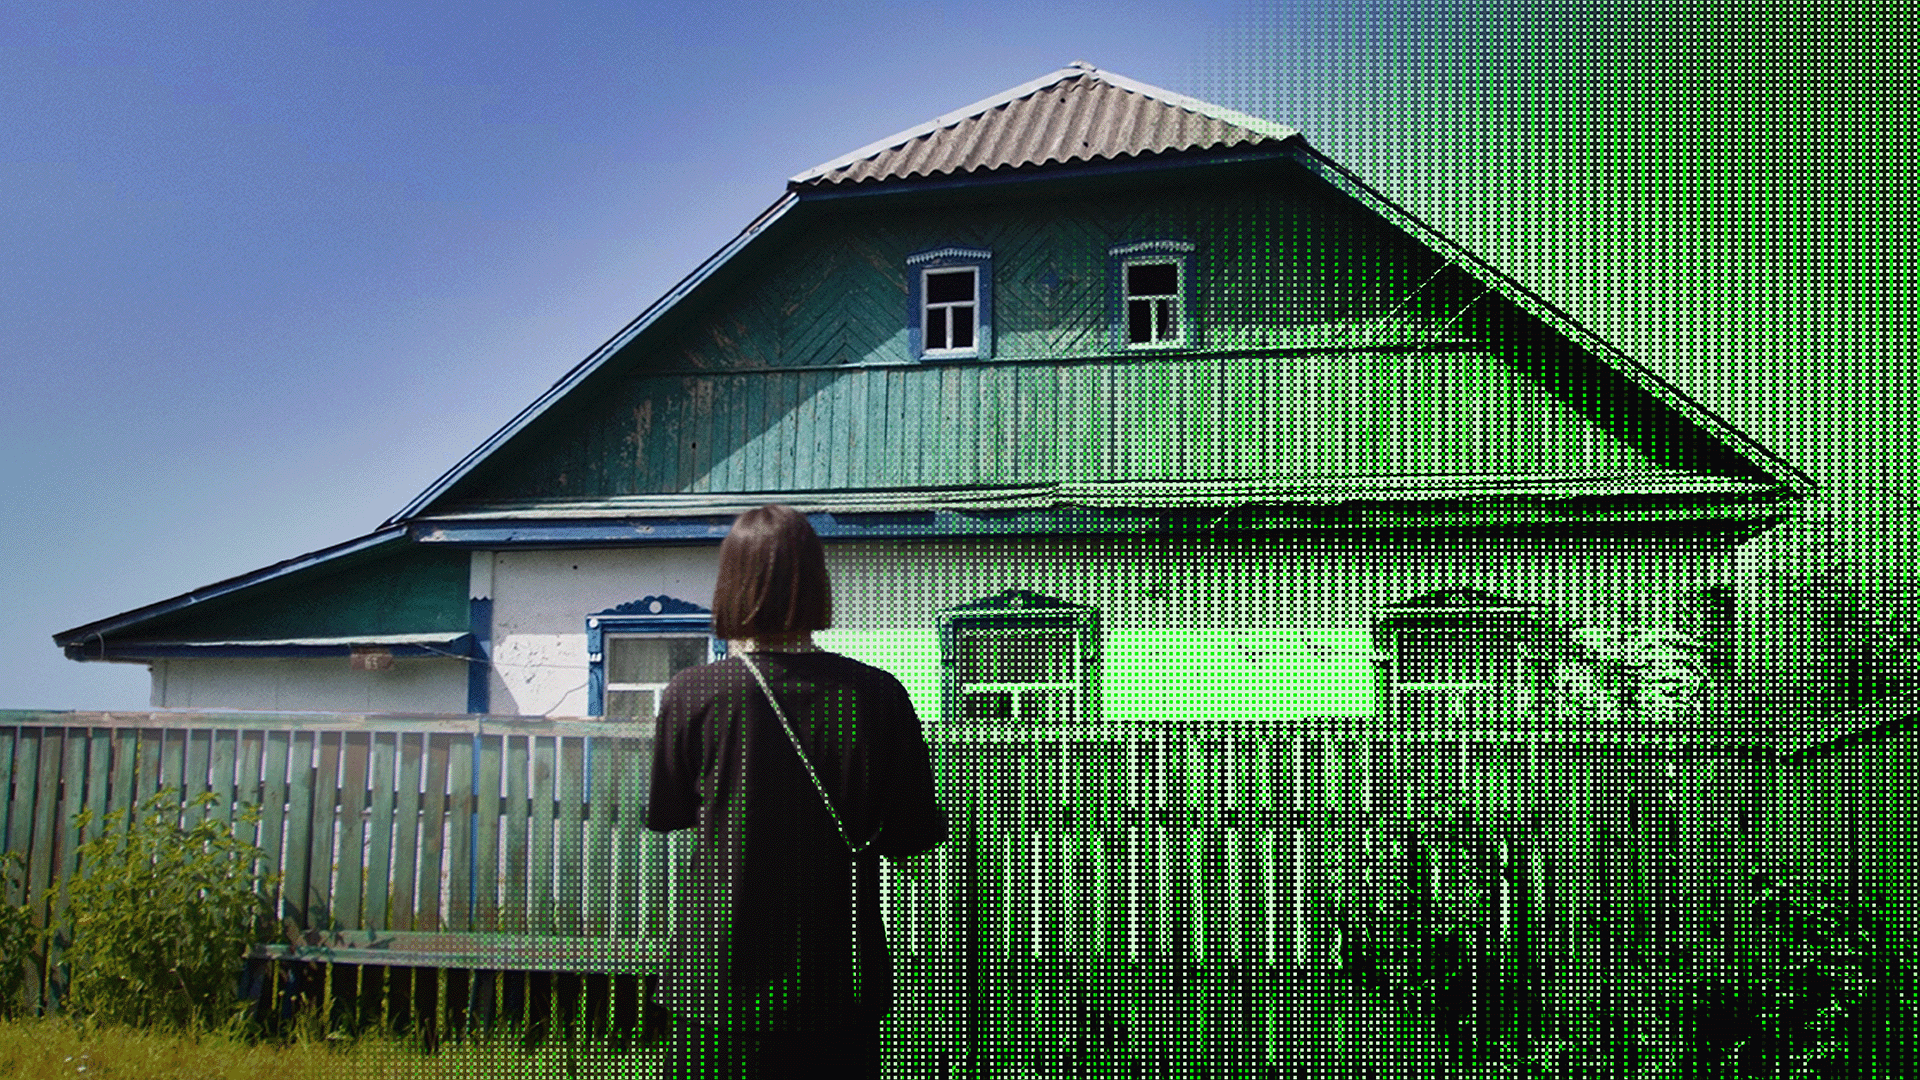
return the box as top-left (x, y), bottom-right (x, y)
top-left (1171, 13), bottom-right (1916, 1077)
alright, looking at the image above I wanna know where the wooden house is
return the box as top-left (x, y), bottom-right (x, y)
top-left (53, 63), bottom-right (1813, 1066)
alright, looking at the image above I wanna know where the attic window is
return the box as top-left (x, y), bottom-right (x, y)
top-left (1110, 241), bottom-right (1194, 350)
top-left (1125, 261), bottom-right (1180, 344)
top-left (924, 269), bottom-right (976, 351)
top-left (908, 246), bottom-right (992, 360)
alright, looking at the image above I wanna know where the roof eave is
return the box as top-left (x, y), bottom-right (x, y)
top-left (75, 633), bottom-right (475, 663)
top-left (383, 191), bottom-right (803, 525)
top-left (1281, 140), bottom-right (1817, 503)
top-left (791, 141), bottom-right (1301, 200)
top-left (403, 485), bottom-right (1801, 549)
top-left (53, 526), bottom-right (412, 654)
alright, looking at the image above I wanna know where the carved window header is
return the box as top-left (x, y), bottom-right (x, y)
top-left (1108, 239), bottom-right (1195, 257)
top-left (586, 594), bottom-right (722, 719)
top-left (907, 246), bottom-right (992, 265)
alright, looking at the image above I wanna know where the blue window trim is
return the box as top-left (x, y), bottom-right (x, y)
top-left (585, 594), bottom-right (725, 717)
top-left (907, 246), bottom-right (992, 360)
top-left (1108, 240), bottom-right (1196, 351)
top-left (466, 597), bottom-right (493, 714)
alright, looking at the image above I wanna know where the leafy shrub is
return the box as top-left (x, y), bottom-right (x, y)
top-left (1683, 868), bottom-right (1920, 1080)
top-left (1337, 796), bottom-right (1528, 1054)
top-left (0, 852), bottom-right (35, 1018)
top-left (58, 788), bottom-right (281, 1030)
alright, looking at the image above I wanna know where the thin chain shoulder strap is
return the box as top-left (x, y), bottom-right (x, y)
top-left (738, 653), bottom-right (883, 854)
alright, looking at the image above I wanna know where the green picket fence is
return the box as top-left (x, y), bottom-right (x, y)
top-left (889, 720), bottom-right (1774, 1074)
top-left (0, 710), bottom-right (1778, 1073)
top-left (0, 710), bottom-right (674, 1036)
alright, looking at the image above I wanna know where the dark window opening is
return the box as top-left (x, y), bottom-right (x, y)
top-left (1125, 260), bottom-right (1180, 344)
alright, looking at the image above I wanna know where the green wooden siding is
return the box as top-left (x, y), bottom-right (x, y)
top-left (452, 348), bottom-right (1649, 503)
top-left (615, 175), bottom-right (1433, 373)
top-left (117, 545), bottom-right (469, 644)
top-left (433, 165), bottom-right (1701, 509)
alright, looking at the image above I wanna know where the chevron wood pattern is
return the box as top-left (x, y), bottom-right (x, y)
top-left (438, 176), bottom-right (1656, 507)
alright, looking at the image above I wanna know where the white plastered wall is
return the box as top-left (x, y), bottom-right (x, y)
top-left (487, 546), bottom-right (725, 717)
top-left (483, 528), bottom-right (1733, 723)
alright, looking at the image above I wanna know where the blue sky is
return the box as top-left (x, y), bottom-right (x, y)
top-left (3, 1), bottom-right (1911, 709)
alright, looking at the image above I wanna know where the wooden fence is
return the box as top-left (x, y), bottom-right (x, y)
top-left (0, 710), bottom-right (1776, 1073)
top-left (1770, 693), bottom-right (1920, 951)
top-left (888, 720), bottom-right (1772, 1074)
top-left (0, 711), bottom-right (677, 1038)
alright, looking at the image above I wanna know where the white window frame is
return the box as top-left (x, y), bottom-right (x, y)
top-left (600, 632), bottom-right (713, 722)
top-left (951, 623), bottom-right (1084, 734)
top-left (1110, 240), bottom-right (1195, 351)
top-left (938, 590), bottom-right (1098, 738)
top-left (1372, 590), bottom-right (1546, 738)
top-left (921, 266), bottom-right (979, 355)
top-left (907, 246), bottom-right (992, 360)
top-left (1122, 257), bottom-right (1184, 347)
top-left (585, 595), bottom-right (724, 720)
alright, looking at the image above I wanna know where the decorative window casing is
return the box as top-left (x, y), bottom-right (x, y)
top-left (908, 246), bottom-right (992, 360)
top-left (1372, 589), bottom-right (1548, 733)
top-left (1109, 240), bottom-right (1195, 350)
top-left (586, 595), bottom-right (725, 720)
top-left (938, 590), bottom-right (1098, 732)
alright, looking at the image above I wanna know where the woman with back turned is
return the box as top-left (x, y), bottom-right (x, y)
top-left (647, 504), bottom-right (948, 1078)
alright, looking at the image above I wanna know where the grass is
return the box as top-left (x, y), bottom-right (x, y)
top-left (0, 1015), bottom-right (665, 1080)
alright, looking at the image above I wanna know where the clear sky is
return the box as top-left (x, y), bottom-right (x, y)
top-left (3, 1), bottom-right (1911, 710)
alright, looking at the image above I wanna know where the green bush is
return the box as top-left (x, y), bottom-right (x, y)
top-left (0, 852), bottom-right (36, 1018)
top-left (1684, 868), bottom-right (1920, 1080)
top-left (58, 789), bottom-right (281, 1030)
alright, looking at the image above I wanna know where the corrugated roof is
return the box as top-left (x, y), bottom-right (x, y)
top-left (791, 62), bottom-right (1298, 188)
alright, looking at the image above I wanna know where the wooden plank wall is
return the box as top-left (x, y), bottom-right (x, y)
top-left (442, 183), bottom-right (1644, 509)
top-left (462, 347), bottom-right (1640, 506)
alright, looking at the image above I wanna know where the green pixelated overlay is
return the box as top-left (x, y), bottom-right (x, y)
top-left (615, 581), bottom-right (1904, 1071)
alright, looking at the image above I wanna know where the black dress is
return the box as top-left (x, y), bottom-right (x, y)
top-left (645, 651), bottom-right (947, 1076)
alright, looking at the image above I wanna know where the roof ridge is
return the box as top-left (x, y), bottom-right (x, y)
top-left (789, 63), bottom-right (1297, 187)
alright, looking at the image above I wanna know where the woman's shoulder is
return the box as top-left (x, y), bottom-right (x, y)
top-left (812, 651), bottom-right (911, 693)
top-left (657, 656), bottom-right (753, 710)
top-left (670, 650), bottom-right (909, 700)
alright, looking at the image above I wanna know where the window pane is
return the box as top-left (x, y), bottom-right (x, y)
top-left (1396, 688), bottom-right (1503, 729)
top-left (953, 630), bottom-right (1072, 683)
top-left (927, 269), bottom-right (974, 303)
top-left (606, 688), bottom-right (657, 722)
top-left (607, 636), bottom-right (707, 684)
top-left (1024, 687), bottom-right (1077, 726)
top-left (1398, 633), bottom-right (1507, 685)
top-left (1127, 262), bottom-right (1178, 297)
top-left (1128, 298), bottom-right (1153, 344)
top-left (926, 308), bottom-right (947, 350)
top-left (1154, 298), bottom-right (1176, 341)
top-left (960, 691), bottom-right (1015, 724)
top-left (950, 306), bottom-right (974, 348)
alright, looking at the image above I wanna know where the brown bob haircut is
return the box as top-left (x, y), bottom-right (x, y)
top-left (711, 505), bottom-right (833, 640)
